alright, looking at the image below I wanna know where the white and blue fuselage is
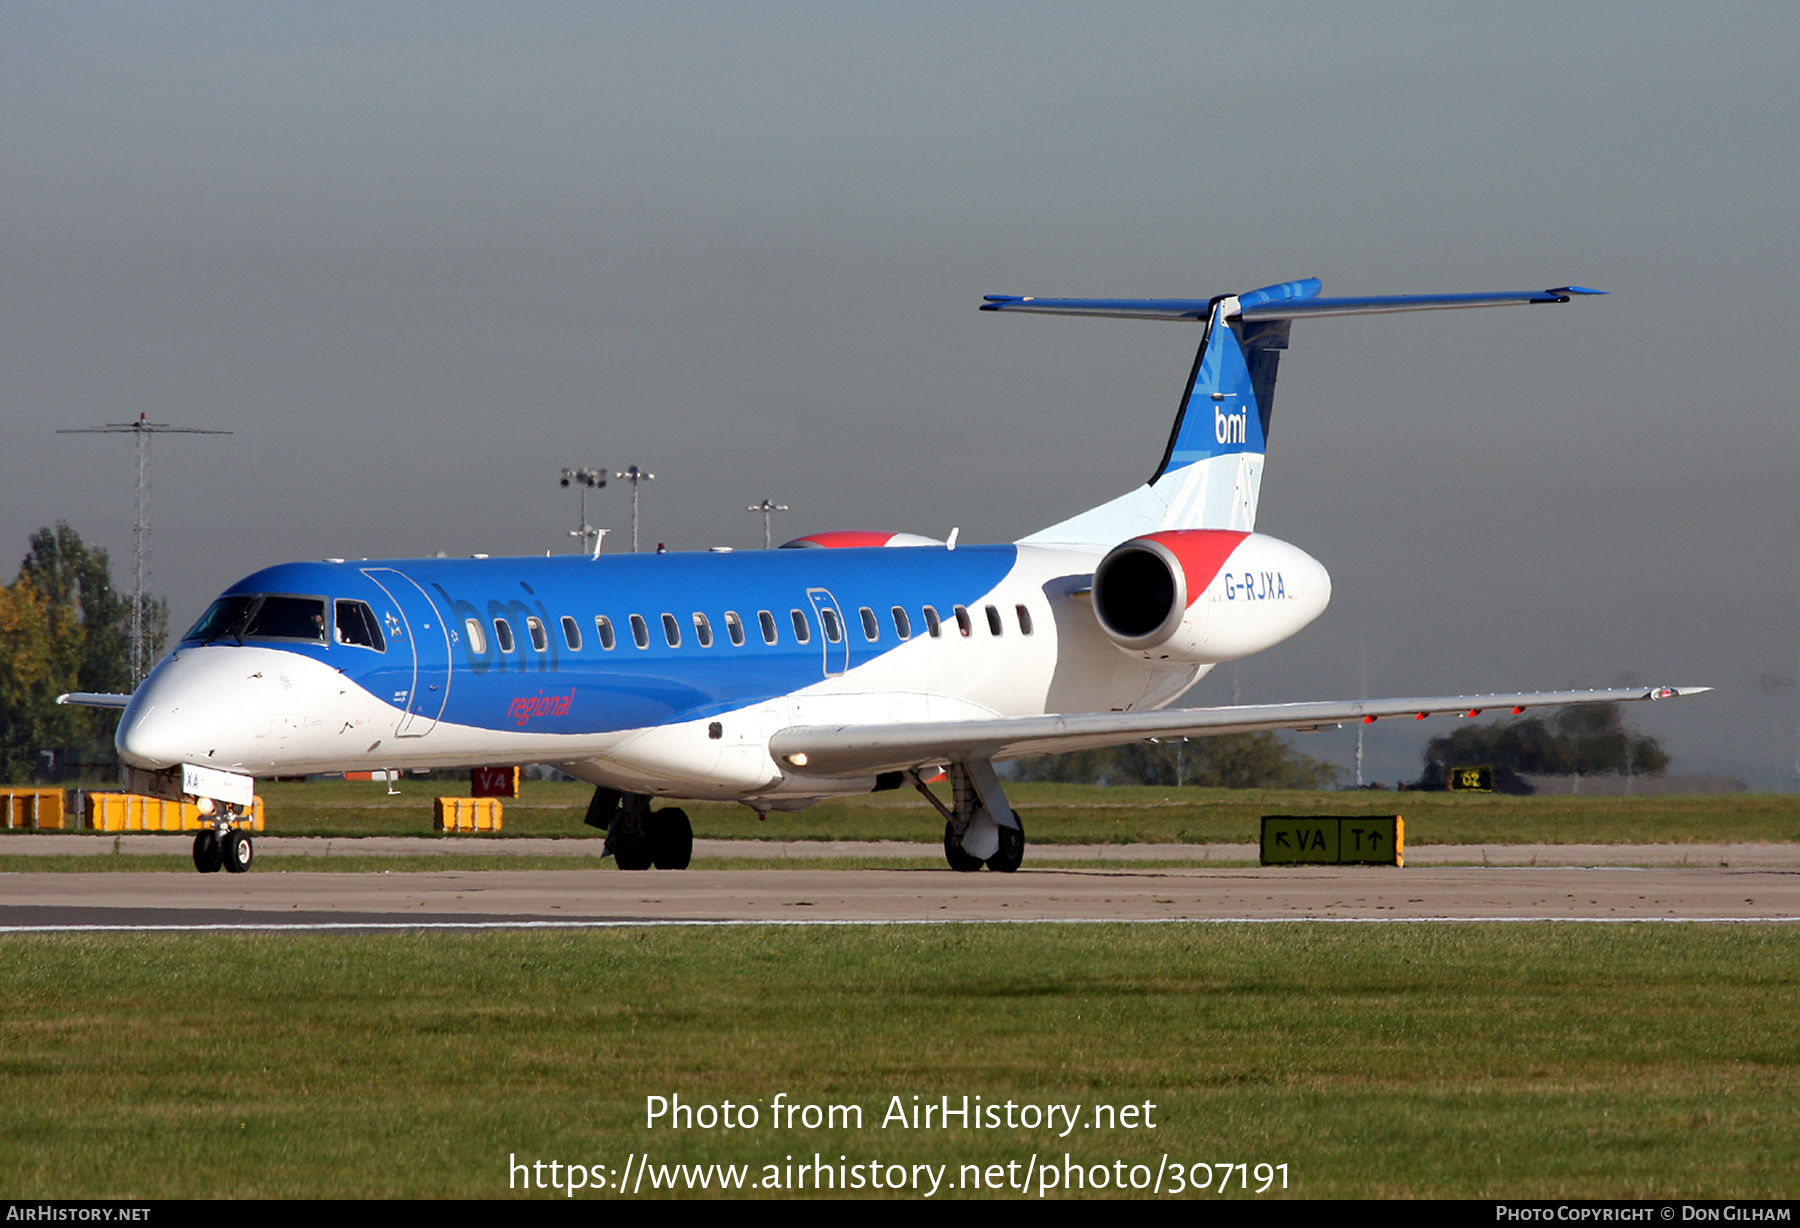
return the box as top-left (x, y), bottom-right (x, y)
top-left (118, 536), bottom-right (1324, 806)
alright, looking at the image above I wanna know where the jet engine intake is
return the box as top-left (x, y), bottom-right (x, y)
top-left (1091, 530), bottom-right (1330, 662)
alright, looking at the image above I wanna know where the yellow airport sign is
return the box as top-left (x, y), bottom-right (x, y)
top-left (1261, 815), bottom-right (1404, 866)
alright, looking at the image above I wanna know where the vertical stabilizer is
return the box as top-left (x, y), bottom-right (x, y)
top-left (1017, 278), bottom-right (1319, 547)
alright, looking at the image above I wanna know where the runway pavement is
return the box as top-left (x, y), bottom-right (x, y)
top-left (10, 833), bottom-right (1800, 865)
top-left (2, 859), bottom-right (1796, 929)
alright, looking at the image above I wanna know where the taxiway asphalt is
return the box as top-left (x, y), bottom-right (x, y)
top-left (2, 860), bottom-right (1795, 930)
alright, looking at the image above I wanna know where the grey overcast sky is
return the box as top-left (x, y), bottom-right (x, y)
top-left (4, 3), bottom-right (1797, 784)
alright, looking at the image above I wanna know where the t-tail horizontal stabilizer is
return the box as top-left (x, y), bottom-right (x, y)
top-left (979, 284), bottom-right (1606, 321)
top-left (1002, 279), bottom-right (1605, 546)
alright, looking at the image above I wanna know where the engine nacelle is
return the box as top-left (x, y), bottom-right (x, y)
top-left (1091, 529), bottom-right (1331, 662)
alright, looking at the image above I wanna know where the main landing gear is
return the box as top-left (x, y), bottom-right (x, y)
top-left (914, 759), bottom-right (1025, 873)
top-left (191, 807), bottom-right (254, 874)
top-left (585, 787), bottom-right (693, 870)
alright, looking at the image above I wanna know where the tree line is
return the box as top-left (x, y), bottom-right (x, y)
top-left (1415, 703), bottom-right (1668, 793)
top-left (1013, 733), bottom-right (1344, 789)
top-left (0, 525), bottom-right (163, 783)
top-left (1012, 704), bottom-right (1668, 793)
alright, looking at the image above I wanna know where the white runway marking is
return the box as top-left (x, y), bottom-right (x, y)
top-left (5, 915), bottom-right (1798, 933)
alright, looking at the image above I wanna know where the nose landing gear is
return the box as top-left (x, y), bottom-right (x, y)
top-left (191, 806), bottom-right (254, 874)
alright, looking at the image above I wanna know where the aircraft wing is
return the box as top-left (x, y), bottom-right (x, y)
top-left (57, 692), bottom-right (134, 709)
top-left (769, 686), bottom-right (1706, 778)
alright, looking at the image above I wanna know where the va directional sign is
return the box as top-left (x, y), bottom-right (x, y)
top-left (1260, 815), bottom-right (1405, 866)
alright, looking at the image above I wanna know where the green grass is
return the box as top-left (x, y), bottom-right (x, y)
top-left (19, 779), bottom-right (1800, 845)
top-left (0, 925), bottom-right (1794, 1198)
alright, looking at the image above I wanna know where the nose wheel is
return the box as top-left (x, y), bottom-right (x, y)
top-left (222, 828), bottom-right (254, 873)
top-left (191, 807), bottom-right (254, 873)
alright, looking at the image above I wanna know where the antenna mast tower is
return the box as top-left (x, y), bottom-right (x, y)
top-left (56, 413), bottom-right (231, 682)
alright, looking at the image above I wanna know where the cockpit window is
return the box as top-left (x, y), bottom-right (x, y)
top-left (334, 600), bottom-right (386, 651)
top-left (184, 596), bottom-right (257, 643)
top-left (246, 597), bottom-right (327, 641)
top-left (183, 594), bottom-right (327, 644)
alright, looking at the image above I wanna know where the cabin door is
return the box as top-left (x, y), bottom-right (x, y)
top-left (805, 587), bottom-right (849, 678)
top-left (362, 568), bottom-right (453, 736)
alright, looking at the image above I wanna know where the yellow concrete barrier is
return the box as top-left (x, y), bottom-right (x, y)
top-left (1, 789), bottom-right (66, 830)
top-left (435, 796), bottom-right (503, 833)
top-left (85, 793), bottom-right (265, 832)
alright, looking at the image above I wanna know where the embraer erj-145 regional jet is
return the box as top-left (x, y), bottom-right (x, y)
top-left (69, 277), bottom-right (1705, 875)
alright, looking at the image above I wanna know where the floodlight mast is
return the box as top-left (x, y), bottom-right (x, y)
top-left (558, 467), bottom-right (607, 555)
top-left (55, 413), bottom-right (230, 683)
top-left (616, 465), bottom-right (654, 553)
top-left (747, 498), bottom-right (789, 550)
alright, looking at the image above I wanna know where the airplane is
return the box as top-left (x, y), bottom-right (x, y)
top-left (65, 276), bottom-right (1706, 875)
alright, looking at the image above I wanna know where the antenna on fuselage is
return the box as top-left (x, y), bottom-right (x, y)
top-left (747, 498), bottom-right (789, 549)
top-left (56, 412), bottom-right (231, 683)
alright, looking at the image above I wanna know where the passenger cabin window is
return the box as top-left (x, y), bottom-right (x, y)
top-left (891, 606), bottom-right (912, 640)
top-left (859, 607), bottom-right (879, 642)
top-left (334, 600), bottom-right (386, 651)
top-left (1016, 604), bottom-right (1034, 635)
top-left (790, 609), bottom-right (811, 644)
top-left (985, 604), bottom-right (1003, 637)
top-left (661, 613), bottom-right (681, 648)
top-left (693, 612), bottom-right (713, 647)
top-left (820, 607), bottom-right (843, 644)
top-left (923, 606), bottom-right (942, 638)
top-left (629, 614), bottom-right (649, 649)
top-left (724, 611), bottom-right (745, 646)
top-left (464, 618), bottom-right (487, 654)
top-left (493, 618), bottom-right (516, 654)
top-left (595, 615), bottom-right (616, 650)
top-left (758, 610), bottom-right (778, 644)
top-left (953, 605), bottom-right (973, 637)
top-left (526, 616), bottom-right (549, 652)
top-left (561, 616), bottom-right (581, 651)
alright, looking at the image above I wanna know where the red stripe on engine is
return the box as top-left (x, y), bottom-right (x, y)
top-left (1137, 530), bottom-right (1251, 608)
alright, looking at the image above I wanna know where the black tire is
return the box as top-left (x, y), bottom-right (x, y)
top-left (943, 821), bottom-right (984, 872)
top-left (649, 807), bottom-right (693, 870)
top-left (609, 812), bottom-right (653, 871)
top-left (222, 830), bottom-right (254, 874)
top-left (193, 830), bottom-right (223, 874)
top-left (986, 815), bottom-right (1024, 873)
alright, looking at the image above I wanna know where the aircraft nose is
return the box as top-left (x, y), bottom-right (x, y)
top-left (116, 703), bottom-right (188, 771)
top-left (114, 648), bottom-right (270, 772)
top-left (116, 671), bottom-right (224, 771)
